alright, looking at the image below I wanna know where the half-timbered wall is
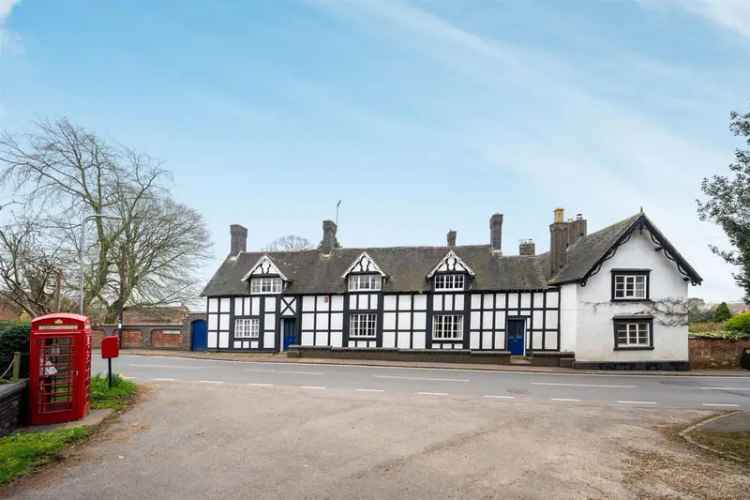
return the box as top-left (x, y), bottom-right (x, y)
top-left (347, 293), bottom-right (380, 348)
top-left (469, 290), bottom-right (560, 351)
top-left (382, 294), bottom-right (427, 349)
top-left (431, 292), bottom-right (466, 349)
top-left (207, 297), bottom-right (231, 349)
top-left (300, 295), bottom-right (344, 347)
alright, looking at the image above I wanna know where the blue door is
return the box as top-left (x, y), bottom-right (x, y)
top-left (282, 318), bottom-right (297, 351)
top-left (507, 319), bottom-right (525, 355)
top-left (191, 320), bottom-right (208, 351)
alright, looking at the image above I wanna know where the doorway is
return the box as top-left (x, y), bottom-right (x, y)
top-left (282, 318), bottom-right (298, 351)
top-left (191, 319), bottom-right (208, 351)
top-left (507, 318), bottom-right (525, 355)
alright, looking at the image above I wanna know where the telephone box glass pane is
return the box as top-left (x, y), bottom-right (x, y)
top-left (38, 337), bottom-right (74, 413)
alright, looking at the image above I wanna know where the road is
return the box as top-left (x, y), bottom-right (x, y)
top-left (94, 354), bottom-right (750, 410)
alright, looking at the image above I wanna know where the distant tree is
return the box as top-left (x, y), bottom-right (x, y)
top-left (713, 302), bottom-right (732, 322)
top-left (698, 105), bottom-right (750, 303)
top-left (263, 235), bottom-right (313, 252)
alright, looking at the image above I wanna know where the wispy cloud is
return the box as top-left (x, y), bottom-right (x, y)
top-left (639, 0), bottom-right (750, 39)
top-left (0, 0), bottom-right (22, 55)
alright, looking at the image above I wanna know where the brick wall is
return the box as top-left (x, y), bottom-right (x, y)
top-left (121, 330), bottom-right (144, 348)
top-left (0, 380), bottom-right (27, 437)
top-left (689, 337), bottom-right (750, 369)
top-left (151, 329), bottom-right (184, 349)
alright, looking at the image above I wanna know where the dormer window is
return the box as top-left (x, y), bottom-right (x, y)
top-left (434, 274), bottom-right (465, 291)
top-left (250, 277), bottom-right (283, 294)
top-left (348, 274), bottom-right (382, 292)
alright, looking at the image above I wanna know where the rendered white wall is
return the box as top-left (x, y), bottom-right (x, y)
top-left (574, 229), bottom-right (690, 362)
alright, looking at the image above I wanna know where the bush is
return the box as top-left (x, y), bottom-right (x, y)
top-left (0, 321), bottom-right (30, 379)
top-left (689, 306), bottom-right (715, 323)
top-left (713, 302), bottom-right (732, 322)
top-left (724, 311), bottom-right (750, 334)
top-left (688, 321), bottom-right (724, 333)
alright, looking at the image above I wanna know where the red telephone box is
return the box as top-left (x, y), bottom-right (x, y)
top-left (29, 313), bottom-right (92, 425)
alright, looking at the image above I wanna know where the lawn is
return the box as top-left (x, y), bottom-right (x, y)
top-left (0, 373), bottom-right (137, 485)
top-left (690, 431), bottom-right (750, 463)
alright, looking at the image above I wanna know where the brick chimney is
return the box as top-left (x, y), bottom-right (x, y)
top-left (319, 220), bottom-right (339, 254)
top-left (447, 230), bottom-right (456, 248)
top-left (519, 239), bottom-right (535, 256)
top-left (569, 213), bottom-right (587, 245)
top-left (230, 224), bottom-right (247, 255)
top-left (549, 208), bottom-right (568, 274)
top-left (490, 213), bottom-right (503, 253)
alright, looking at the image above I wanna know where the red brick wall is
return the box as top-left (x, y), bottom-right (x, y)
top-left (151, 329), bottom-right (183, 349)
top-left (91, 329), bottom-right (106, 349)
top-left (121, 330), bottom-right (144, 348)
top-left (689, 337), bottom-right (750, 369)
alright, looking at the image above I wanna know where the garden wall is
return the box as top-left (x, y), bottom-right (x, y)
top-left (689, 337), bottom-right (750, 369)
top-left (0, 380), bottom-right (27, 436)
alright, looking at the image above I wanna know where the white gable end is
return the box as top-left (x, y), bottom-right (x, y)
top-left (341, 252), bottom-right (386, 278)
top-left (427, 250), bottom-right (476, 278)
top-left (241, 255), bottom-right (288, 281)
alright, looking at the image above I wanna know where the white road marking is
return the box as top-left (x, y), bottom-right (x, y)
top-left (551, 398), bottom-right (581, 402)
top-left (616, 400), bottom-right (657, 405)
top-left (417, 392), bottom-right (449, 396)
top-left (127, 364), bottom-right (199, 370)
top-left (702, 403), bottom-right (740, 408)
top-left (374, 375), bottom-right (469, 383)
top-left (699, 387), bottom-right (750, 391)
top-left (300, 385), bottom-right (326, 390)
top-left (356, 388), bottom-right (385, 393)
top-left (243, 368), bottom-right (324, 376)
top-left (247, 383), bottom-right (273, 387)
top-left (532, 382), bottom-right (637, 389)
top-left (198, 380), bottom-right (224, 385)
top-left (152, 378), bottom-right (176, 382)
top-left (483, 395), bottom-right (515, 400)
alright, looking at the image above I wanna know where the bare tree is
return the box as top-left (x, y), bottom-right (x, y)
top-left (263, 235), bottom-right (313, 252)
top-left (0, 118), bottom-right (211, 322)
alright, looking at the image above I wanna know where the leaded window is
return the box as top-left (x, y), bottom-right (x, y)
top-left (612, 272), bottom-right (648, 300)
top-left (250, 277), bottom-right (283, 295)
top-left (350, 313), bottom-right (377, 338)
top-left (348, 274), bottom-right (382, 292)
top-left (433, 314), bottom-right (463, 340)
top-left (235, 318), bottom-right (260, 339)
top-left (614, 319), bottom-right (651, 349)
top-left (434, 274), bottom-right (465, 291)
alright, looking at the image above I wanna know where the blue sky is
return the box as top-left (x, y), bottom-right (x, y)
top-left (1, 0), bottom-right (749, 302)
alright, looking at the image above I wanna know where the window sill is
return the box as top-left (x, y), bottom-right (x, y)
top-left (349, 337), bottom-right (376, 340)
top-left (610, 299), bottom-right (652, 303)
top-left (613, 346), bottom-right (654, 351)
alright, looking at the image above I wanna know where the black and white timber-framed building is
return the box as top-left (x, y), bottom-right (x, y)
top-left (202, 209), bottom-right (702, 369)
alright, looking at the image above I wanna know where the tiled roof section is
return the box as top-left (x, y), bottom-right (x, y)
top-left (201, 245), bottom-right (550, 296)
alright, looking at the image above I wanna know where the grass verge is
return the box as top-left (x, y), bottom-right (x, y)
top-left (689, 431), bottom-right (750, 463)
top-left (90, 373), bottom-right (137, 411)
top-left (0, 427), bottom-right (90, 484)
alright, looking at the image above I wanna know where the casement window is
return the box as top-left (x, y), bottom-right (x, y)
top-left (434, 274), bottom-right (465, 291)
top-left (234, 318), bottom-right (260, 339)
top-left (433, 314), bottom-right (464, 341)
top-left (348, 274), bottom-right (382, 292)
top-left (613, 318), bottom-right (653, 350)
top-left (350, 313), bottom-right (377, 338)
top-left (250, 277), bottom-right (283, 295)
top-left (612, 271), bottom-right (649, 301)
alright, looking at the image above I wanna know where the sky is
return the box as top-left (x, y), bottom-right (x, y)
top-left (0, 0), bottom-right (748, 303)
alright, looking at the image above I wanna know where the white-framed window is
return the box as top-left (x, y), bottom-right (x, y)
top-left (348, 274), bottom-right (382, 292)
top-left (433, 314), bottom-right (463, 340)
top-left (234, 318), bottom-right (260, 339)
top-left (614, 320), bottom-right (651, 349)
top-left (250, 277), bottom-right (283, 295)
top-left (350, 313), bottom-right (377, 338)
top-left (612, 273), bottom-right (648, 300)
top-left (434, 274), bottom-right (465, 291)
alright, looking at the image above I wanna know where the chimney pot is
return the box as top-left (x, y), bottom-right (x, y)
top-left (319, 220), bottom-right (339, 254)
top-left (447, 230), bottom-right (456, 248)
top-left (519, 239), bottom-right (535, 256)
top-left (230, 224), bottom-right (248, 255)
top-left (554, 208), bottom-right (564, 224)
top-left (490, 213), bottom-right (503, 253)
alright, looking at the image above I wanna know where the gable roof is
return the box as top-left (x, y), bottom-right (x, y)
top-left (549, 212), bottom-right (702, 286)
top-left (341, 252), bottom-right (386, 278)
top-left (202, 245), bottom-right (549, 296)
top-left (241, 255), bottom-right (289, 281)
top-left (426, 250), bottom-right (476, 278)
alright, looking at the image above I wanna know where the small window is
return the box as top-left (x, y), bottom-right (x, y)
top-left (433, 314), bottom-right (463, 340)
top-left (613, 319), bottom-right (652, 350)
top-left (612, 271), bottom-right (649, 300)
top-left (350, 313), bottom-right (377, 338)
top-left (235, 318), bottom-right (260, 339)
top-left (434, 274), bottom-right (465, 291)
top-left (348, 274), bottom-right (382, 292)
top-left (250, 277), bottom-right (283, 295)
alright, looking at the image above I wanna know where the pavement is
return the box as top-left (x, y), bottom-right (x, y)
top-left (96, 354), bottom-right (750, 410)
top-left (698, 411), bottom-right (750, 433)
top-left (19, 409), bottom-right (114, 434)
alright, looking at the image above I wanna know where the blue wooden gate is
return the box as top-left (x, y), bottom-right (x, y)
top-left (191, 319), bottom-right (208, 351)
top-left (507, 319), bottom-right (525, 355)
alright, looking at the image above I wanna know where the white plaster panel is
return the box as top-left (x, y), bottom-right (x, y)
top-left (482, 311), bottom-right (493, 330)
top-left (252, 297), bottom-right (260, 315)
top-left (264, 297), bottom-right (276, 312)
top-left (384, 295), bottom-right (397, 311)
top-left (533, 310), bottom-right (544, 328)
top-left (454, 294), bottom-right (464, 311)
top-left (301, 332), bottom-right (313, 346)
top-left (208, 331), bottom-right (218, 348)
top-left (234, 341), bottom-right (241, 349)
top-left (546, 332), bottom-right (558, 350)
top-left (219, 314), bottom-right (229, 330)
top-left (545, 310), bottom-right (558, 329)
top-left (559, 284), bottom-right (577, 353)
top-left (302, 296), bottom-right (315, 312)
top-left (398, 312), bottom-right (411, 331)
top-left (471, 294), bottom-right (481, 310)
top-left (482, 332), bottom-right (493, 350)
top-left (397, 332), bottom-right (410, 349)
top-left (264, 313), bottom-right (276, 331)
top-left (507, 293), bottom-right (518, 309)
top-left (470, 331), bottom-right (480, 349)
top-left (413, 312), bottom-right (426, 330)
top-left (413, 331), bottom-right (426, 349)
top-left (532, 331), bottom-right (543, 350)
top-left (495, 311), bottom-right (506, 330)
top-left (383, 331), bottom-right (396, 348)
top-left (533, 293), bottom-right (544, 308)
top-left (349, 295), bottom-right (357, 310)
top-left (330, 313), bottom-right (343, 331)
top-left (220, 298), bottom-right (231, 312)
top-left (546, 291), bottom-right (559, 308)
top-left (208, 314), bottom-right (218, 330)
top-left (445, 294), bottom-right (454, 311)
top-left (316, 295), bottom-right (330, 311)
top-left (520, 293), bottom-right (531, 308)
top-left (413, 295), bottom-right (427, 311)
top-left (495, 293), bottom-right (507, 309)
top-left (264, 331), bottom-right (275, 348)
top-left (470, 311), bottom-right (481, 329)
top-left (383, 312), bottom-right (396, 330)
top-left (330, 331), bottom-right (342, 347)
top-left (370, 294), bottom-right (378, 309)
top-left (251, 341), bottom-right (258, 349)
top-left (244, 298), bottom-right (251, 315)
top-left (316, 313), bottom-right (329, 330)
top-left (483, 294), bottom-right (494, 309)
top-left (208, 298), bottom-right (218, 313)
top-left (494, 332), bottom-right (505, 349)
top-left (218, 332), bottom-right (229, 348)
top-left (243, 341), bottom-right (249, 349)
top-left (398, 295), bottom-right (412, 310)
top-left (433, 296), bottom-right (443, 311)
top-left (331, 295), bottom-right (344, 312)
top-left (315, 331), bottom-right (329, 346)
top-left (234, 298), bottom-right (243, 315)
top-left (302, 313), bottom-right (314, 330)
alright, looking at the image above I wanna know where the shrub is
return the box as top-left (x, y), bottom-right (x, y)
top-left (724, 311), bottom-right (750, 334)
top-left (0, 321), bottom-right (30, 379)
top-left (713, 302), bottom-right (732, 322)
top-left (689, 306), bottom-right (715, 323)
top-left (688, 321), bottom-right (724, 334)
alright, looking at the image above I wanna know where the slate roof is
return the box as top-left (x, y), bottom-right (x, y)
top-left (202, 212), bottom-right (701, 296)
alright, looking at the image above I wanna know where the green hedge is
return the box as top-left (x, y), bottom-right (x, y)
top-left (0, 321), bottom-right (30, 379)
top-left (724, 311), bottom-right (750, 335)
